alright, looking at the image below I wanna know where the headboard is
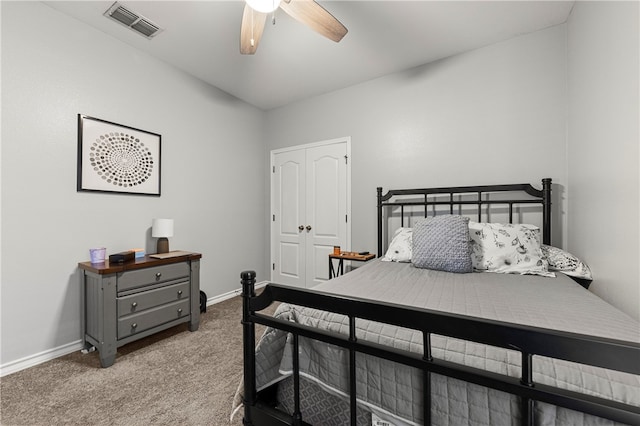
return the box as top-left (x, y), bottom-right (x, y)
top-left (376, 178), bottom-right (552, 257)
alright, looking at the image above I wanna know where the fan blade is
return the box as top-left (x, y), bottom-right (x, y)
top-left (240, 4), bottom-right (267, 55)
top-left (280, 0), bottom-right (347, 43)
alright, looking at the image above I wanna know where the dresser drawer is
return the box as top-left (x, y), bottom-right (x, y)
top-left (118, 299), bottom-right (190, 339)
top-left (117, 281), bottom-right (189, 317)
top-left (117, 262), bottom-right (190, 292)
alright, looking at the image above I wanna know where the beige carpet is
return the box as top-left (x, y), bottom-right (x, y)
top-left (0, 295), bottom-right (275, 425)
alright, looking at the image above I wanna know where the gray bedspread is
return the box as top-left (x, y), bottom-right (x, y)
top-left (239, 260), bottom-right (640, 425)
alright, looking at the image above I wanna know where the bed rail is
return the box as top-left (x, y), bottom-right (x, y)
top-left (241, 271), bottom-right (640, 426)
top-left (377, 178), bottom-right (552, 257)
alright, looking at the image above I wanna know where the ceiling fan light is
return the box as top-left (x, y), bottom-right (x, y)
top-left (246, 0), bottom-right (281, 14)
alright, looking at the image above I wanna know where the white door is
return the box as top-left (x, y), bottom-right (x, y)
top-left (272, 149), bottom-right (306, 287)
top-left (272, 139), bottom-right (350, 288)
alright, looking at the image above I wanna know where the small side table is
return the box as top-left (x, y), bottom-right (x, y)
top-left (329, 252), bottom-right (375, 278)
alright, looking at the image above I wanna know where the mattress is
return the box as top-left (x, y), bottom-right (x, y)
top-left (239, 259), bottom-right (640, 425)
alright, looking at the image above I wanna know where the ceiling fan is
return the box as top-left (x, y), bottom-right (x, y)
top-left (240, 0), bottom-right (348, 54)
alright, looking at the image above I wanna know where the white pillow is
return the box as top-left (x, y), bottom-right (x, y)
top-left (382, 227), bottom-right (412, 262)
top-left (469, 222), bottom-right (554, 277)
top-left (542, 244), bottom-right (593, 280)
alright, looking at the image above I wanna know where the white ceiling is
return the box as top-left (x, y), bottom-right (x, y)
top-left (44, 1), bottom-right (574, 110)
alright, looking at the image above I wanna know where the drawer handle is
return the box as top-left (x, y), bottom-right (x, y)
top-left (155, 272), bottom-right (162, 279)
top-left (131, 302), bottom-right (138, 309)
top-left (177, 308), bottom-right (183, 315)
top-left (177, 290), bottom-right (183, 297)
top-left (131, 323), bottom-right (138, 329)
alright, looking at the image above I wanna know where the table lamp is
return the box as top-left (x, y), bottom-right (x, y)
top-left (152, 218), bottom-right (174, 254)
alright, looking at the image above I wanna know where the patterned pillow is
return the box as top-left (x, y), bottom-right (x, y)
top-left (542, 244), bottom-right (593, 280)
top-left (382, 227), bottom-right (412, 262)
top-left (469, 222), bottom-right (554, 277)
top-left (411, 215), bottom-right (472, 273)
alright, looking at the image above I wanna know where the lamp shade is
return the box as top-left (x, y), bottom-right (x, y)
top-left (152, 219), bottom-right (174, 238)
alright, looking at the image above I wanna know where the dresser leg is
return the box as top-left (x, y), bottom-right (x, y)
top-left (99, 353), bottom-right (116, 368)
top-left (189, 260), bottom-right (201, 332)
top-left (188, 320), bottom-right (200, 332)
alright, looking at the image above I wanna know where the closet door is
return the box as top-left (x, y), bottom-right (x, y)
top-left (272, 140), bottom-right (349, 288)
top-left (304, 144), bottom-right (347, 287)
top-left (272, 149), bottom-right (306, 287)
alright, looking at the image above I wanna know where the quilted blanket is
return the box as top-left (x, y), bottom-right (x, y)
top-left (236, 260), bottom-right (640, 425)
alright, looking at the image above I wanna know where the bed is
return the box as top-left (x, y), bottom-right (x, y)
top-left (234, 179), bottom-right (640, 425)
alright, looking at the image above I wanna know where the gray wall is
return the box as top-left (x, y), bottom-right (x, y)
top-left (265, 25), bottom-right (569, 266)
top-left (1, 2), bottom-right (267, 367)
top-left (567, 1), bottom-right (640, 320)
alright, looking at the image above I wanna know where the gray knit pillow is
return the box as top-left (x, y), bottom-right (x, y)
top-left (411, 215), bottom-right (472, 273)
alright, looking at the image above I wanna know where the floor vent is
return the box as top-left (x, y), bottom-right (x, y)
top-left (104, 2), bottom-right (163, 39)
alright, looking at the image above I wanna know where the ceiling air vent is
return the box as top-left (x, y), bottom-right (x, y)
top-left (104, 2), bottom-right (163, 39)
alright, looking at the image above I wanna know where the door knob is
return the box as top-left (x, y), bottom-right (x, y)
top-left (298, 225), bottom-right (304, 231)
top-left (306, 225), bottom-right (312, 231)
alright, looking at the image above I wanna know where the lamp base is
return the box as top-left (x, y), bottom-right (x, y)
top-left (157, 237), bottom-right (169, 254)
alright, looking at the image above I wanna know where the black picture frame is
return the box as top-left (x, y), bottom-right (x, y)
top-left (77, 114), bottom-right (161, 196)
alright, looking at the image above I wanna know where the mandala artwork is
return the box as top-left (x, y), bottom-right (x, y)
top-left (78, 115), bottom-right (160, 195)
top-left (89, 132), bottom-right (154, 188)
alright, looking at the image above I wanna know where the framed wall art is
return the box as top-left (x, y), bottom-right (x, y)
top-left (77, 114), bottom-right (161, 196)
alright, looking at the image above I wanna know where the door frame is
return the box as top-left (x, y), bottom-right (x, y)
top-left (270, 137), bottom-right (352, 283)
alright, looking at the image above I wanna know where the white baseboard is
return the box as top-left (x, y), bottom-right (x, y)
top-left (0, 281), bottom-right (269, 378)
top-left (1, 340), bottom-right (84, 377)
top-left (205, 280), bottom-right (268, 305)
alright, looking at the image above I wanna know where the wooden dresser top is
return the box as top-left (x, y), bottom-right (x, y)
top-left (79, 252), bottom-right (202, 275)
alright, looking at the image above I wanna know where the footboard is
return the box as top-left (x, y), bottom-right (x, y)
top-left (241, 271), bottom-right (640, 426)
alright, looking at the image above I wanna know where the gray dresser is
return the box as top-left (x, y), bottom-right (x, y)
top-left (79, 253), bottom-right (201, 367)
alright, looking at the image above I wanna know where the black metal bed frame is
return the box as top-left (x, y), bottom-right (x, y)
top-left (241, 179), bottom-right (640, 426)
top-left (377, 178), bottom-right (553, 255)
